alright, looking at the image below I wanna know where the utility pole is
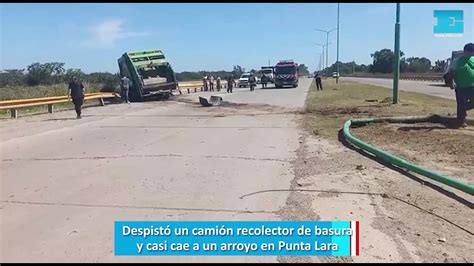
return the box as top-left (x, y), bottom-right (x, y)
top-left (336, 3), bottom-right (340, 84)
top-left (393, 3), bottom-right (401, 104)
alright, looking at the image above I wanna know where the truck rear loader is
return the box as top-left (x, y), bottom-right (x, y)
top-left (118, 49), bottom-right (178, 102)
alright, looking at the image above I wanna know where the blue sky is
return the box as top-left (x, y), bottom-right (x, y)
top-left (1, 3), bottom-right (472, 73)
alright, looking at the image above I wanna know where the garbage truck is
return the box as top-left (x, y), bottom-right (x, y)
top-left (117, 49), bottom-right (178, 101)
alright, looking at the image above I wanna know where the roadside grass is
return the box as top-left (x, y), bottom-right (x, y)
top-left (0, 82), bottom-right (106, 118)
top-left (0, 82), bottom-right (103, 101)
top-left (303, 78), bottom-right (458, 141)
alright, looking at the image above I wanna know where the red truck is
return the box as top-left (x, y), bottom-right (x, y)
top-left (274, 60), bottom-right (299, 88)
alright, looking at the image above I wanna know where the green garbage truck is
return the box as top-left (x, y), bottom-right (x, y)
top-left (117, 49), bottom-right (178, 101)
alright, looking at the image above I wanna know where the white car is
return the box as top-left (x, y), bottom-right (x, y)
top-left (332, 72), bottom-right (340, 78)
top-left (238, 73), bottom-right (259, 87)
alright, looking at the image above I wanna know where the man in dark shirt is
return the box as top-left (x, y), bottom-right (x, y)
top-left (67, 76), bottom-right (85, 119)
top-left (227, 75), bottom-right (235, 93)
top-left (314, 72), bottom-right (323, 91)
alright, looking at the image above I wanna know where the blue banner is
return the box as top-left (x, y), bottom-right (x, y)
top-left (114, 221), bottom-right (356, 256)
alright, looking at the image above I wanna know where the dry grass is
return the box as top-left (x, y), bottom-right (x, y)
top-left (303, 79), bottom-right (459, 140)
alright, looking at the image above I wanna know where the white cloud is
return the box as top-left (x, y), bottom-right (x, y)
top-left (82, 19), bottom-right (149, 48)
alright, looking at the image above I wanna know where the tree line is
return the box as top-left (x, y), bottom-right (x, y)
top-left (319, 48), bottom-right (448, 75)
top-left (0, 49), bottom-right (446, 89)
top-left (1, 63), bottom-right (311, 88)
top-left (0, 62), bottom-right (119, 89)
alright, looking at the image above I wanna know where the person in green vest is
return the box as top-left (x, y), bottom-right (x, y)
top-left (449, 43), bottom-right (474, 128)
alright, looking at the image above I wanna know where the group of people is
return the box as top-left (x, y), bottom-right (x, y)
top-left (202, 75), bottom-right (237, 93)
top-left (202, 76), bottom-right (221, 92)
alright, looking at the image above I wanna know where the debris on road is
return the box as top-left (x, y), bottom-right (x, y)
top-left (199, 96), bottom-right (223, 107)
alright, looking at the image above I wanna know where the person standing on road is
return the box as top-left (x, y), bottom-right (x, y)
top-left (120, 75), bottom-right (131, 104)
top-left (203, 76), bottom-right (208, 91)
top-left (315, 72), bottom-right (323, 91)
top-left (67, 76), bottom-right (85, 119)
top-left (227, 75), bottom-right (235, 93)
top-left (248, 73), bottom-right (256, 91)
top-left (216, 76), bottom-right (221, 91)
top-left (209, 75), bottom-right (214, 91)
top-left (261, 73), bottom-right (267, 89)
top-left (449, 43), bottom-right (474, 128)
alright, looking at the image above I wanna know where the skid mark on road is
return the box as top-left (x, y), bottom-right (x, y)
top-left (1, 200), bottom-right (276, 214)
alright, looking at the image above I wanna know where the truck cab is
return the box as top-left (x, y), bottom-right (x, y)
top-left (260, 66), bottom-right (275, 83)
top-left (274, 60), bottom-right (299, 88)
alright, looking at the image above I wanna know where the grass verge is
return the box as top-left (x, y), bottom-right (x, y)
top-left (303, 79), bottom-right (459, 141)
top-left (303, 79), bottom-right (473, 182)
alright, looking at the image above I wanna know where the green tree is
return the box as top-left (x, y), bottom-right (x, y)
top-left (405, 57), bottom-right (432, 73)
top-left (297, 64), bottom-right (310, 76)
top-left (64, 68), bottom-right (86, 82)
top-left (26, 62), bottom-right (65, 85)
top-left (233, 65), bottom-right (245, 77)
top-left (0, 69), bottom-right (26, 87)
top-left (433, 59), bottom-right (448, 72)
top-left (369, 49), bottom-right (404, 73)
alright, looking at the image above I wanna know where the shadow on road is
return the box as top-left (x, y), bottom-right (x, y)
top-left (397, 125), bottom-right (450, 132)
top-left (260, 85), bottom-right (296, 90)
top-left (428, 83), bottom-right (448, 87)
top-left (43, 117), bottom-right (78, 121)
top-left (337, 129), bottom-right (473, 208)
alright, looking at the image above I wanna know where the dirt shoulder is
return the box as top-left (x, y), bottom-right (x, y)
top-left (284, 79), bottom-right (473, 262)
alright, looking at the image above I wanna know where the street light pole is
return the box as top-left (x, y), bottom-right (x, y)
top-left (336, 3), bottom-right (340, 84)
top-left (393, 3), bottom-right (401, 104)
top-left (315, 28), bottom-right (337, 76)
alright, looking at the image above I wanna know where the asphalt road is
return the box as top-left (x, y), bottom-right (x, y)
top-left (344, 77), bottom-right (455, 100)
top-left (0, 79), bottom-right (311, 262)
top-left (1, 78), bottom-right (472, 263)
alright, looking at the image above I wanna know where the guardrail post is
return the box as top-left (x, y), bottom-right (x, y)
top-left (47, 104), bottom-right (54, 113)
top-left (10, 108), bottom-right (18, 119)
top-left (187, 88), bottom-right (190, 94)
top-left (98, 98), bottom-right (105, 106)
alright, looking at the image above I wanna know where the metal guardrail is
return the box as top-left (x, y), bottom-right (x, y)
top-left (0, 92), bottom-right (119, 119)
top-left (176, 80), bottom-right (239, 95)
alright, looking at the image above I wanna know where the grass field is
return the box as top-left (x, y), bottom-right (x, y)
top-left (303, 79), bottom-right (459, 140)
top-left (0, 82), bottom-right (106, 117)
top-left (303, 79), bottom-right (473, 182)
top-left (0, 82), bottom-right (104, 101)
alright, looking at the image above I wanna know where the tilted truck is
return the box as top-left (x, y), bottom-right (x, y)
top-left (117, 49), bottom-right (178, 101)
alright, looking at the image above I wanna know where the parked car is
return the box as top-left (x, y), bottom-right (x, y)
top-left (238, 73), bottom-right (260, 87)
top-left (332, 72), bottom-right (340, 78)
